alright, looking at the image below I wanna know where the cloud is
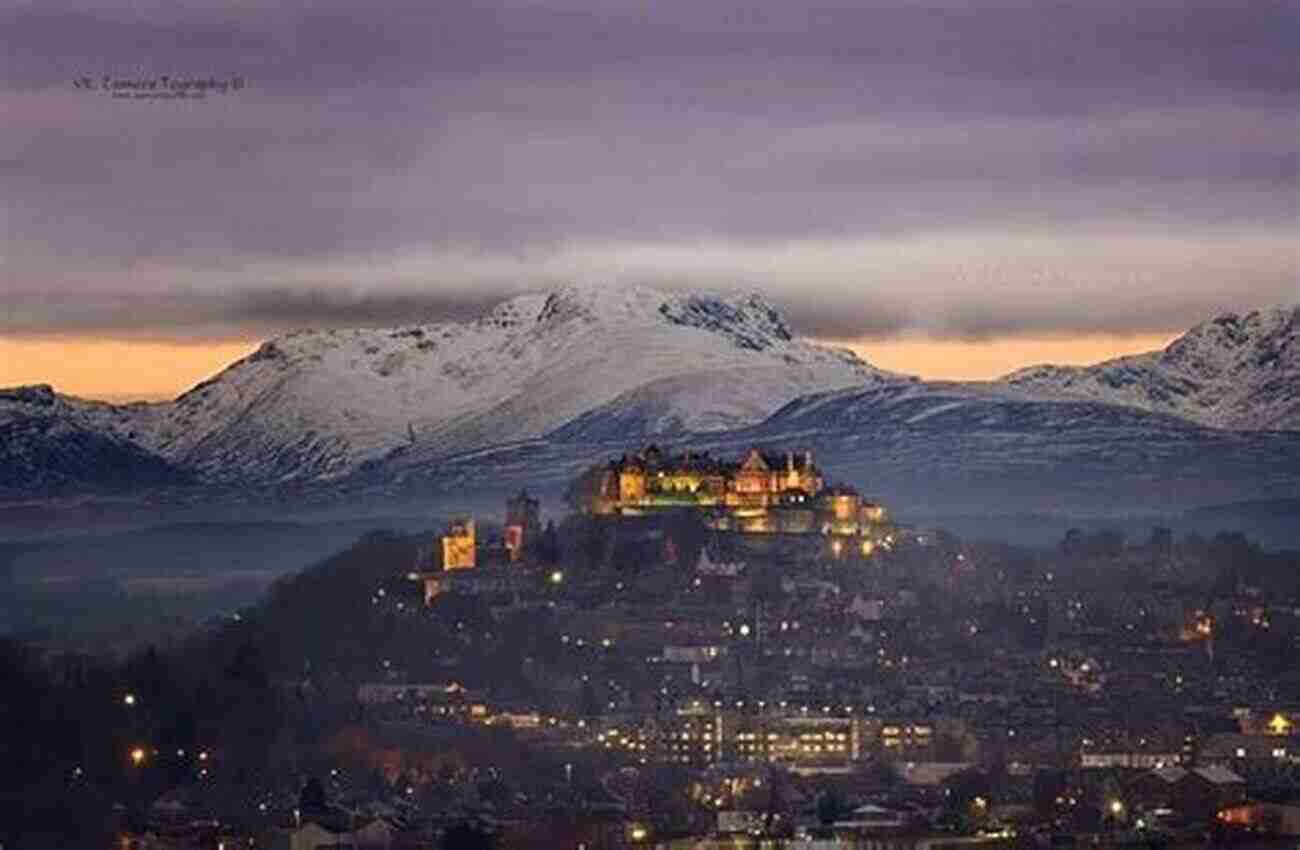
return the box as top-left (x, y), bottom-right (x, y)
top-left (0, 0), bottom-right (1294, 343)
top-left (0, 288), bottom-right (510, 339)
top-left (4, 231), bottom-right (1294, 341)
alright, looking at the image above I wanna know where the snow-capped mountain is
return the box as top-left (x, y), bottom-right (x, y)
top-left (0, 284), bottom-right (900, 490)
top-left (1001, 306), bottom-right (1300, 431)
top-left (732, 380), bottom-right (1300, 515)
top-left (359, 378), bottom-right (1300, 519)
top-left (3, 292), bottom-right (1298, 509)
top-left (0, 386), bottom-right (188, 499)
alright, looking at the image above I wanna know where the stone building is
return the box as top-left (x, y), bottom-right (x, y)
top-left (441, 518), bottom-right (476, 570)
top-left (504, 489), bottom-right (541, 562)
top-left (577, 445), bottom-right (893, 543)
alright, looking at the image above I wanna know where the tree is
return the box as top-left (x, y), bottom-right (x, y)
top-left (476, 777), bottom-right (512, 809)
top-left (299, 776), bottom-right (328, 814)
top-left (751, 564), bottom-right (785, 605)
top-left (1061, 529), bottom-right (1084, 558)
top-left (539, 521), bottom-right (560, 564)
top-left (219, 641), bottom-right (281, 782)
top-left (1033, 769), bottom-right (1068, 818)
top-left (761, 768), bottom-right (790, 837)
top-left (864, 758), bottom-right (901, 789)
top-left (944, 768), bottom-right (991, 812)
top-left (663, 510), bottom-right (709, 570)
top-left (442, 821), bottom-right (496, 850)
top-left (816, 787), bottom-right (850, 826)
top-left (562, 515), bottom-right (614, 571)
top-left (578, 679), bottom-right (601, 719)
top-left (1094, 529), bottom-right (1126, 558)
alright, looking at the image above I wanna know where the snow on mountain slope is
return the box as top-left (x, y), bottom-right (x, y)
top-left (359, 378), bottom-right (1300, 519)
top-left (13, 284), bottom-right (898, 485)
top-left (546, 363), bottom-right (905, 442)
top-left (8, 292), bottom-right (1294, 502)
top-left (0, 386), bottom-right (188, 497)
top-left (1000, 306), bottom-right (1300, 431)
top-left (736, 380), bottom-right (1300, 515)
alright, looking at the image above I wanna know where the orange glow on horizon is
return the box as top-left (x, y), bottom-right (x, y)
top-left (0, 337), bottom-right (261, 402)
top-left (826, 332), bottom-right (1180, 381)
top-left (0, 331), bottom-right (1179, 401)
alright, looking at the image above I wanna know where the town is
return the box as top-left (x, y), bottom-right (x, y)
top-left (4, 445), bottom-right (1300, 850)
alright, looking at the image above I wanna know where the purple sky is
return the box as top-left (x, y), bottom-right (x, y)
top-left (2, 0), bottom-right (1296, 342)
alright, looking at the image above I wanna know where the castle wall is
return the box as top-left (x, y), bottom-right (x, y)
top-left (584, 446), bottom-right (889, 541)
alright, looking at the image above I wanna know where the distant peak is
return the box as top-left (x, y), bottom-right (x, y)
top-left (479, 292), bottom-right (548, 329)
top-left (0, 384), bottom-right (58, 406)
top-left (1163, 303), bottom-right (1298, 360)
top-left (657, 291), bottom-right (794, 350)
top-left (525, 283), bottom-right (797, 343)
top-left (533, 282), bottom-right (667, 324)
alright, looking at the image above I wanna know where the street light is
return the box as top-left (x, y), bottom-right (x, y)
top-left (130, 747), bottom-right (146, 767)
top-left (123, 693), bottom-right (137, 707)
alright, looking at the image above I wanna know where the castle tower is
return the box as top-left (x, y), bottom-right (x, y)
top-left (441, 518), bottom-right (476, 570)
top-left (504, 489), bottom-right (541, 562)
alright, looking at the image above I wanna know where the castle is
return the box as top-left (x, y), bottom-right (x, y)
top-left (504, 489), bottom-right (541, 563)
top-left (578, 445), bottom-right (891, 539)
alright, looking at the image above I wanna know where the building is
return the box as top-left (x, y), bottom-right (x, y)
top-left (1219, 803), bottom-right (1300, 836)
top-left (357, 681), bottom-right (489, 722)
top-left (504, 489), bottom-right (541, 562)
top-left (265, 819), bottom-right (393, 850)
top-left (874, 721), bottom-right (935, 754)
top-left (1080, 749), bottom-right (1182, 770)
top-left (1183, 766), bottom-right (1248, 814)
top-left (765, 714), bottom-right (862, 774)
top-left (657, 704), bottom-right (865, 774)
top-left (663, 703), bottom-right (722, 767)
top-left (1200, 733), bottom-right (1296, 766)
top-left (575, 445), bottom-right (893, 542)
top-left (441, 518), bottom-right (476, 570)
top-left (1130, 764), bottom-right (1247, 817)
top-left (357, 681), bottom-right (476, 705)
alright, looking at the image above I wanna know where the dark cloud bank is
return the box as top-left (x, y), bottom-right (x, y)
top-left (1, 0), bottom-right (1295, 342)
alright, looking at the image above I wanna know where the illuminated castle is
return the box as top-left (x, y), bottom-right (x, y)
top-left (576, 445), bottom-right (891, 539)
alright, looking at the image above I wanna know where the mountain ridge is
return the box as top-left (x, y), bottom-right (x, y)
top-left (999, 305), bottom-right (1300, 430)
top-left (0, 284), bottom-right (901, 490)
top-left (1, 289), bottom-right (1297, 507)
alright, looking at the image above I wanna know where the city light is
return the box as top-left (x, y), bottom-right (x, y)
top-left (123, 693), bottom-right (136, 707)
top-left (130, 747), bottom-right (146, 766)
top-left (549, 570), bottom-right (564, 584)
